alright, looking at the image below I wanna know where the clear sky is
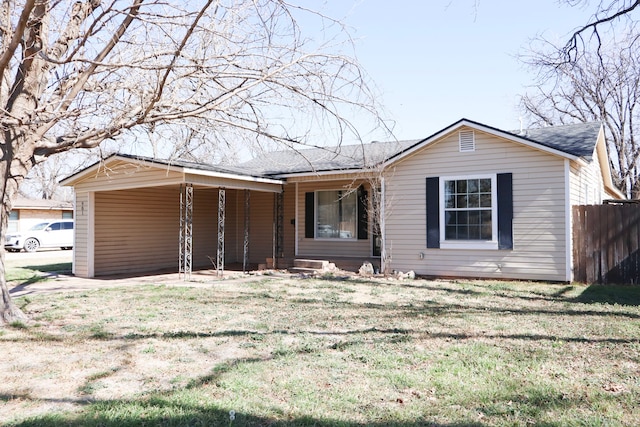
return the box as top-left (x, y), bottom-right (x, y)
top-left (317, 0), bottom-right (597, 141)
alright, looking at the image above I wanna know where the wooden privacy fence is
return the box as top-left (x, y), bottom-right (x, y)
top-left (573, 203), bottom-right (640, 284)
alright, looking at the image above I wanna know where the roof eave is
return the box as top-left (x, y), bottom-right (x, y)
top-left (272, 167), bottom-right (379, 179)
top-left (61, 154), bottom-right (286, 188)
top-left (182, 167), bottom-right (284, 185)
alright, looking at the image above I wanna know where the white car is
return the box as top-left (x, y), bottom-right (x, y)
top-left (5, 219), bottom-right (74, 252)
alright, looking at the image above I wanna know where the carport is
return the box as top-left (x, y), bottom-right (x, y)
top-left (61, 154), bottom-right (290, 279)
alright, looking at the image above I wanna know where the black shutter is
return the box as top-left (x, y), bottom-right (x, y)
top-left (497, 173), bottom-right (513, 250)
top-left (426, 177), bottom-right (440, 248)
top-left (305, 192), bottom-right (315, 238)
top-left (357, 186), bottom-right (368, 240)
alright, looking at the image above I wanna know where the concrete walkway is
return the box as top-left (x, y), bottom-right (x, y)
top-left (8, 269), bottom-right (287, 298)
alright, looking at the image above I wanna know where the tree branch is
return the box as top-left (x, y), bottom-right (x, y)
top-left (563, 0), bottom-right (640, 61)
top-left (0, 0), bottom-right (36, 97)
top-left (34, 0), bottom-right (143, 142)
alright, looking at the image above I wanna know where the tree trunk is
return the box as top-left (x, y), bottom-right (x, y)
top-left (0, 194), bottom-right (28, 324)
top-left (0, 134), bottom-right (34, 324)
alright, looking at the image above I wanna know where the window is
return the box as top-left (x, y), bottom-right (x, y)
top-left (48, 222), bottom-right (62, 231)
top-left (316, 190), bottom-right (357, 239)
top-left (8, 211), bottom-right (18, 233)
top-left (62, 211), bottom-right (73, 219)
top-left (305, 187), bottom-right (369, 240)
top-left (426, 173), bottom-right (513, 250)
top-left (444, 178), bottom-right (493, 241)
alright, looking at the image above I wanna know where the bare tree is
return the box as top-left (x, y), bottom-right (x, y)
top-left (20, 151), bottom-right (83, 200)
top-left (520, 33), bottom-right (640, 198)
top-left (561, 0), bottom-right (640, 60)
top-left (0, 0), bottom-right (386, 324)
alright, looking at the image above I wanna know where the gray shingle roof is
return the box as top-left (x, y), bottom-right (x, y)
top-left (236, 120), bottom-right (601, 176)
top-left (106, 120), bottom-right (602, 179)
top-left (236, 139), bottom-right (421, 176)
top-left (115, 153), bottom-right (269, 179)
top-left (513, 121), bottom-right (601, 159)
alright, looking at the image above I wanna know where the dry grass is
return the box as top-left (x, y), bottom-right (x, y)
top-left (1, 271), bottom-right (639, 426)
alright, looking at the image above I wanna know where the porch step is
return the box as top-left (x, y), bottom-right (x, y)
top-left (290, 259), bottom-right (335, 274)
top-left (294, 259), bottom-right (331, 269)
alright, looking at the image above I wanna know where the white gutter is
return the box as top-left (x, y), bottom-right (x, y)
top-left (275, 168), bottom-right (375, 180)
top-left (182, 167), bottom-right (284, 185)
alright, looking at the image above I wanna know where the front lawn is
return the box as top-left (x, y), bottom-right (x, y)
top-left (1, 275), bottom-right (639, 426)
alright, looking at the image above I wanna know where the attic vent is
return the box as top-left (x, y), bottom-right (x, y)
top-left (459, 130), bottom-right (475, 152)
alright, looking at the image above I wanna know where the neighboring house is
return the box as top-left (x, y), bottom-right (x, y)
top-left (8, 196), bottom-right (74, 234)
top-left (61, 118), bottom-right (624, 282)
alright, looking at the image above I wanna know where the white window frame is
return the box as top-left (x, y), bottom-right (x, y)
top-left (439, 174), bottom-right (498, 250)
top-left (314, 189), bottom-right (358, 241)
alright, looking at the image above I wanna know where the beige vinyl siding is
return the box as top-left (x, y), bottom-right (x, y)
top-left (190, 188), bottom-right (256, 268)
top-left (191, 188), bottom-right (219, 269)
top-left (93, 187), bottom-right (277, 275)
top-left (385, 127), bottom-right (569, 282)
top-left (226, 189), bottom-right (251, 264)
top-left (296, 180), bottom-right (372, 259)
top-left (196, 189), bottom-right (279, 267)
top-left (72, 159), bottom-right (184, 192)
top-left (73, 192), bottom-right (90, 277)
top-left (211, 187), bottom-right (293, 267)
top-left (248, 191), bottom-right (275, 265)
top-left (570, 155), bottom-right (604, 206)
top-left (94, 187), bottom-right (179, 276)
top-left (282, 183), bottom-right (296, 265)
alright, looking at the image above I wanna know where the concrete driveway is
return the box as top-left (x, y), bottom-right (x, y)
top-left (5, 248), bottom-right (72, 268)
top-left (6, 249), bottom-right (264, 298)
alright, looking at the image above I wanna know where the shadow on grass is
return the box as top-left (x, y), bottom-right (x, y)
top-left (7, 401), bottom-right (487, 427)
top-left (2, 320), bottom-right (618, 427)
top-left (23, 262), bottom-right (72, 272)
top-left (362, 277), bottom-right (640, 310)
top-left (5, 279), bottom-right (634, 427)
top-left (572, 284), bottom-right (640, 306)
top-left (4, 366), bottom-right (595, 427)
top-left (8, 262), bottom-right (73, 296)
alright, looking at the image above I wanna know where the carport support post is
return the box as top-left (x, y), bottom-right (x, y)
top-left (217, 188), bottom-right (226, 277)
top-left (273, 190), bottom-right (284, 269)
top-left (179, 184), bottom-right (193, 281)
top-left (243, 189), bottom-right (250, 273)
